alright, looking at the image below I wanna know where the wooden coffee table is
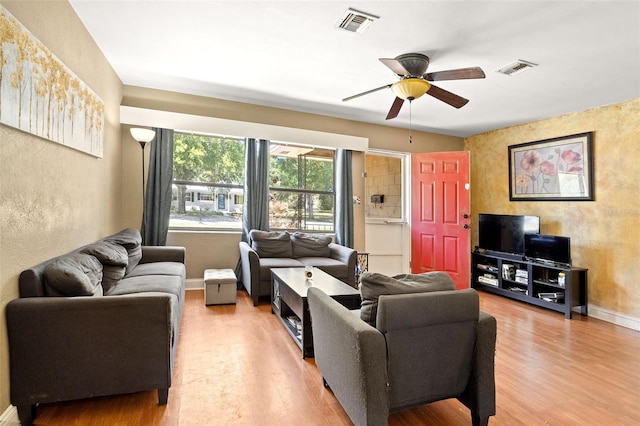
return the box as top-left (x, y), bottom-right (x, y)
top-left (271, 267), bottom-right (361, 358)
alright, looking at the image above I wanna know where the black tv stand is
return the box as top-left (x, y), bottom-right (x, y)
top-left (472, 251), bottom-right (588, 319)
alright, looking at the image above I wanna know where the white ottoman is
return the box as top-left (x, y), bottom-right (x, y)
top-left (204, 269), bottom-right (237, 305)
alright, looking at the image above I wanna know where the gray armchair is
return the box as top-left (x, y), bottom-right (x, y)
top-left (308, 286), bottom-right (497, 426)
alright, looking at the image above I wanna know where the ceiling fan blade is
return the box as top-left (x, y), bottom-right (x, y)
top-left (427, 84), bottom-right (469, 109)
top-left (379, 58), bottom-right (409, 76)
top-left (342, 84), bottom-right (392, 102)
top-left (386, 97), bottom-right (405, 120)
top-left (425, 67), bottom-right (485, 81)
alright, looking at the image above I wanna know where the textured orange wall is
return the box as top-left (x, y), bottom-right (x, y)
top-left (465, 98), bottom-right (640, 320)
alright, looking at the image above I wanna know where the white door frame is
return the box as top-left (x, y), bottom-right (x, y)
top-left (364, 149), bottom-right (412, 275)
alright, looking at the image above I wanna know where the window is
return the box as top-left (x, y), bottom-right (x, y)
top-left (170, 134), bottom-right (335, 232)
top-left (170, 132), bottom-right (245, 230)
top-left (269, 143), bottom-right (334, 232)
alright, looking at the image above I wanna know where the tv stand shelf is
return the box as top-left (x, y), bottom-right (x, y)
top-left (472, 251), bottom-right (588, 319)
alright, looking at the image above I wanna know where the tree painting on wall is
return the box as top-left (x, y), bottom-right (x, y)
top-left (0, 5), bottom-right (104, 157)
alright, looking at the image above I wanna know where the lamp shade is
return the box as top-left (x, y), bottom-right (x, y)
top-left (130, 128), bottom-right (156, 143)
top-left (390, 78), bottom-right (432, 100)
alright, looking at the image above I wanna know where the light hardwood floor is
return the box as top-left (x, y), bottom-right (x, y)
top-left (31, 288), bottom-right (640, 425)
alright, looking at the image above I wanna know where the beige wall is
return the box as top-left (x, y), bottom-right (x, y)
top-left (121, 86), bottom-right (464, 279)
top-left (0, 0), bottom-right (123, 411)
top-left (465, 98), bottom-right (640, 323)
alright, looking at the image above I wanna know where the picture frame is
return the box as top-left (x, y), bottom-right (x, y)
top-left (508, 132), bottom-right (594, 201)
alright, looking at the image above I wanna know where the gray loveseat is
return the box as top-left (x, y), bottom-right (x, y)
top-left (6, 228), bottom-right (186, 425)
top-left (239, 230), bottom-right (356, 306)
top-left (308, 271), bottom-right (497, 426)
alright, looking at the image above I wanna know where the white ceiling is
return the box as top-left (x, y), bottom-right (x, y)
top-left (69, 1), bottom-right (640, 138)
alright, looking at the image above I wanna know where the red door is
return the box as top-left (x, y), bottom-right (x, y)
top-left (411, 152), bottom-right (470, 289)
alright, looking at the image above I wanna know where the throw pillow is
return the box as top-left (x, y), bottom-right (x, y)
top-left (81, 241), bottom-right (129, 293)
top-left (81, 241), bottom-right (129, 266)
top-left (103, 228), bottom-right (143, 275)
top-left (249, 230), bottom-right (293, 258)
top-left (359, 271), bottom-right (456, 327)
top-left (290, 232), bottom-right (332, 258)
top-left (43, 253), bottom-right (104, 297)
top-left (100, 265), bottom-right (126, 294)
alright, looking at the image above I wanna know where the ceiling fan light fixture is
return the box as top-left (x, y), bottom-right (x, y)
top-left (391, 78), bottom-right (431, 100)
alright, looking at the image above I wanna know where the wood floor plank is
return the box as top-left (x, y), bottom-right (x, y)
top-left (31, 289), bottom-right (640, 425)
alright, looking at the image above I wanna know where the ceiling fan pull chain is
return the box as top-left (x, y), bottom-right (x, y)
top-left (409, 100), bottom-right (413, 144)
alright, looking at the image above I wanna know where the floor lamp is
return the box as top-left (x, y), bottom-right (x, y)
top-left (130, 127), bottom-right (156, 207)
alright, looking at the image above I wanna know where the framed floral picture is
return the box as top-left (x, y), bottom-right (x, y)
top-left (508, 132), bottom-right (594, 201)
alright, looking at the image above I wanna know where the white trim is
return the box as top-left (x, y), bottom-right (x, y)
top-left (588, 305), bottom-right (640, 331)
top-left (0, 405), bottom-right (19, 423)
top-left (120, 106), bottom-right (369, 152)
top-left (185, 278), bottom-right (205, 291)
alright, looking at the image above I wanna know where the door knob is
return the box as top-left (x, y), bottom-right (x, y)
top-left (463, 213), bottom-right (469, 219)
top-left (463, 224), bottom-right (470, 229)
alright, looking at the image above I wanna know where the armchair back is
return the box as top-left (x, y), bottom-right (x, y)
top-left (377, 290), bottom-right (479, 410)
top-left (308, 285), bottom-right (496, 426)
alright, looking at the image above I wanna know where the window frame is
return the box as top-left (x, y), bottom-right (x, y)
top-left (169, 134), bottom-right (336, 232)
top-left (268, 143), bottom-right (335, 233)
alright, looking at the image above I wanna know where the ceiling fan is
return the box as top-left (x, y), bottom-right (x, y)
top-left (343, 53), bottom-right (485, 120)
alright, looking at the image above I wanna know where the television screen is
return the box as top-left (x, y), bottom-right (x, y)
top-left (478, 214), bottom-right (540, 255)
top-left (525, 234), bottom-right (571, 266)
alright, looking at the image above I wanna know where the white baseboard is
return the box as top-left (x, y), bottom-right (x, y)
top-left (588, 305), bottom-right (640, 331)
top-left (185, 278), bottom-right (204, 290)
top-left (0, 405), bottom-right (19, 424)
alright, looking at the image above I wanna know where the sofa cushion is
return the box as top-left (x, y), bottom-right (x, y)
top-left (258, 257), bottom-right (304, 282)
top-left (81, 242), bottom-right (129, 266)
top-left (298, 257), bottom-right (349, 281)
top-left (125, 262), bottom-right (186, 279)
top-left (291, 233), bottom-right (331, 258)
top-left (43, 253), bottom-right (104, 297)
top-left (100, 265), bottom-right (126, 294)
top-left (81, 242), bottom-right (129, 293)
top-left (103, 228), bottom-right (143, 275)
top-left (107, 274), bottom-right (184, 303)
top-left (249, 230), bottom-right (293, 258)
top-left (359, 271), bottom-right (455, 327)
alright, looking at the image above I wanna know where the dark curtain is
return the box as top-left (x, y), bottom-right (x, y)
top-left (235, 138), bottom-right (270, 278)
top-left (142, 128), bottom-right (174, 245)
top-left (241, 138), bottom-right (270, 241)
top-left (334, 148), bottom-right (354, 248)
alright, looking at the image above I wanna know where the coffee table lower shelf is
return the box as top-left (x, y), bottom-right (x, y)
top-left (271, 267), bottom-right (361, 358)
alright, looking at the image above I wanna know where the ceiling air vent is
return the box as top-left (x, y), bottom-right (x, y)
top-left (496, 60), bottom-right (538, 76)
top-left (337, 8), bottom-right (379, 34)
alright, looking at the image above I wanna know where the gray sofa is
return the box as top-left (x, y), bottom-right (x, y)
top-left (308, 271), bottom-right (497, 426)
top-left (239, 230), bottom-right (356, 306)
top-left (6, 228), bottom-right (186, 425)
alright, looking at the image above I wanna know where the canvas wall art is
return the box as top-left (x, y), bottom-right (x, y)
top-left (508, 132), bottom-right (594, 201)
top-left (0, 5), bottom-right (104, 157)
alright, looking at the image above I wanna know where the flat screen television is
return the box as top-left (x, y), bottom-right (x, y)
top-left (525, 234), bottom-right (571, 266)
top-left (478, 214), bottom-right (540, 255)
